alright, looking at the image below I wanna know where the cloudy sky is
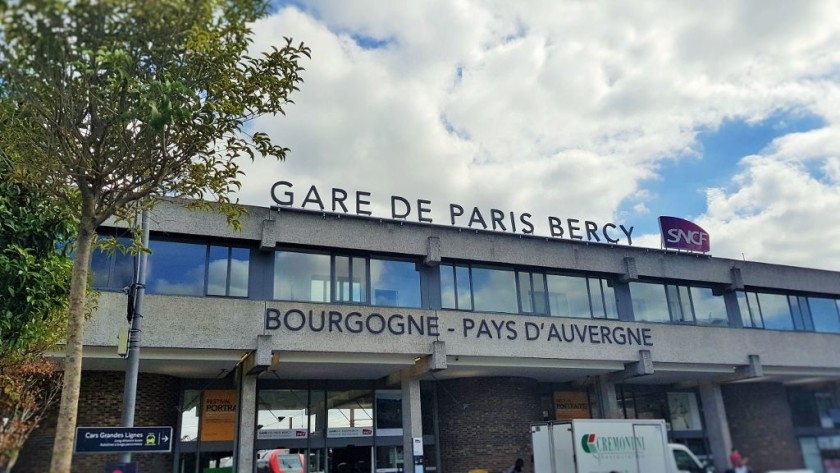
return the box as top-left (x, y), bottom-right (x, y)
top-left (234, 0), bottom-right (840, 271)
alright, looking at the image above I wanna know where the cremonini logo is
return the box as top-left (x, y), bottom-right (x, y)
top-left (580, 433), bottom-right (646, 455)
top-left (581, 433), bottom-right (598, 453)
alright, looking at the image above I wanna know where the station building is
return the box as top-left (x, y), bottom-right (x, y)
top-left (18, 196), bottom-right (840, 473)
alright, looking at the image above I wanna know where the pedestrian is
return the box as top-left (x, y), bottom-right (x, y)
top-left (728, 448), bottom-right (751, 473)
top-left (505, 458), bottom-right (524, 473)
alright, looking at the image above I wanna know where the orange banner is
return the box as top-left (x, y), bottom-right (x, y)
top-left (200, 390), bottom-right (237, 441)
top-left (553, 391), bottom-right (590, 419)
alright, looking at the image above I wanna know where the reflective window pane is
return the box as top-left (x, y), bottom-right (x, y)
top-left (455, 266), bottom-right (473, 310)
top-left (790, 296), bottom-right (807, 331)
top-left (257, 389), bottom-right (309, 436)
top-left (353, 257), bottom-right (367, 303)
top-left (748, 292), bottom-right (764, 328)
top-left (471, 267), bottom-right (518, 313)
top-left (532, 273), bottom-right (547, 314)
top-left (629, 282), bottom-right (670, 323)
top-left (370, 259), bottom-right (421, 308)
top-left (518, 272), bottom-right (533, 313)
top-left (90, 237), bottom-right (134, 290)
top-left (679, 286), bottom-right (694, 321)
top-left (666, 285), bottom-right (684, 321)
top-left (691, 287), bottom-right (728, 326)
top-left (601, 280), bottom-right (619, 319)
top-left (90, 247), bottom-right (114, 288)
top-left (589, 279), bottom-right (606, 319)
top-left (327, 390), bottom-right (373, 430)
top-left (335, 256), bottom-right (367, 303)
top-left (810, 298), bottom-right (840, 333)
top-left (147, 240), bottom-right (206, 295)
top-left (757, 293), bottom-right (794, 331)
top-left (335, 256), bottom-right (351, 302)
top-left (375, 390), bottom-right (402, 432)
top-left (547, 274), bottom-right (590, 318)
top-left (736, 292), bottom-right (753, 327)
top-left (207, 246), bottom-right (229, 296)
top-left (229, 247), bottom-right (250, 297)
top-left (309, 389), bottom-right (326, 439)
top-left (180, 389), bottom-right (201, 442)
top-left (440, 265), bottom-right (456, 309)
top-left (274, 251), bottom-right (331, 302)
top-left (376, 446), bottom-right (403, 473)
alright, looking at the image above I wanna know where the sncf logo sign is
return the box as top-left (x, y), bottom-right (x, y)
top-left (658, 216), bottom-right (710, 253)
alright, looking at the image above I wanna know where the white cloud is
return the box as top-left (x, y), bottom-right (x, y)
top-left (234, 1), bottom-right (840, 270)
top-left (699, 154), bottom-right (840, 269)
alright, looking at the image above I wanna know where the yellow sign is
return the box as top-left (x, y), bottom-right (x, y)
top-left (200, 390), bottom-right (237, 441)
top-left (554, 391), bottom-right (590, 419)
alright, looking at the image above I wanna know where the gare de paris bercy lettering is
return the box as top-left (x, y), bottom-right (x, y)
top-left (265, 308), bottom-right (653, 347)
top-left (270, 181), bottom-right (635, 245)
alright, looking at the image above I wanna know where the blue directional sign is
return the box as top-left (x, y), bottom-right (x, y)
top-left (75, 426), bottom-right (173, 454)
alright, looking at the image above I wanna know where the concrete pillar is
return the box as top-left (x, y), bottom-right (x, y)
top-left (595, 375), bottom-right (620, 418)
top-left (402, 373), bottom-right (423, 473)
top-left (699, 383), bottom-right (732, 473)
top-left (234, 368), bottom-right (258, 473)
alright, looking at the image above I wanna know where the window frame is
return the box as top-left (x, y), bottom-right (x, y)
top-left (274, 248), bottom-right (423, 308)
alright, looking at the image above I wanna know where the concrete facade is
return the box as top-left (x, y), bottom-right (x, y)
top-left (22, 200), bottom-right (840, 473)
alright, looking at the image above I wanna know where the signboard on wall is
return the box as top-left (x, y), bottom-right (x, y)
top-left (327, 427), bottom-right (373, 438)
top-left (554, 391), bottom-right (590, 419)
top-left (75, 426), bottom-right (172, 453)
top-left (257, 429), bottom-right (308, 440)
top-left (658, 216), bottom-right (710, 253)
top-left (667, 392), bottom-right (702, 431)
top-left (200, 390), bottom-right (237, 442)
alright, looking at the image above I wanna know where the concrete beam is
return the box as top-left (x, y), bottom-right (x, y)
top-left (720, 354), bottom-right (763, 383)
top-left (401, 373), bottom-right (423, 473)
top-left (699, 383), bottom-right (733, 473)
top-left (676, 354), bottom-right (763, 389)
top-left (387, 341), bottom-right (447, 385)
top-left (607, 349), bottom-right (653, 382)
top-left (234, 365), bottom-right (258, 473)
top-left (727, 266), bottom-right (745, 292)
top-left (619, 257), bottom-right (639, 283)
top-left (424, 237), bottom-right (441, 267)
top-left (260, 218), bottom-right (277, 251)
top-left (241, 335), bottom-right (275, 375)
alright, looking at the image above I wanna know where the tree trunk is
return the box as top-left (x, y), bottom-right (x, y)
top-left (1, 450), bottom-right (18, 473)
top-left (49, 211), bottom-right (96, 473)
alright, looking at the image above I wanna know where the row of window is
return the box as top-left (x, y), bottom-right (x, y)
top-left (90, 238), bottom-right (840, 334)
top-left (92, 238), bottom-right (249, 297)
top-left (274, 251), bottom-right (422, 308)
top-left (440, 264), bottom-right (618, 319)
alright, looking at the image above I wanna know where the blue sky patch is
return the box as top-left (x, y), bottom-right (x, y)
top-left (350, 33), bottom-right (393, 50)
top-left (621, 110), bottom-right (825, 235)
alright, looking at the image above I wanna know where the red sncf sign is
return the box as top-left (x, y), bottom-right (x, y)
top-left (658, 216), bottom-right (710, 253)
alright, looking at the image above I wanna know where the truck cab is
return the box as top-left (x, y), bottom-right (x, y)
top-left (670, 443), bottom-right (714, 473)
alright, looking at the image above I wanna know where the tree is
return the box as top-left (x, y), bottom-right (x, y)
top-left (0, 155), bottom-right (74, 472)
top-left (0, 1), bottom-right (310, 471)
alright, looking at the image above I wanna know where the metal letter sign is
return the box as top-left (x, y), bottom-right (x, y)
top-left (75, 426), bottom-right (173, 454)
top-left (658, 216), bottom-right (711, 253)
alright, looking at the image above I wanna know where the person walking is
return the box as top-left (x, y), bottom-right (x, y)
top-left (505, 458), bottom-right (524, 473)
top-left (728, 448), bottom-right (751, 473)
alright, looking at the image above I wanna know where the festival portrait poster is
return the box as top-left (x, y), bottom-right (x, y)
top-left (200, 390), bottom-right (238, 441)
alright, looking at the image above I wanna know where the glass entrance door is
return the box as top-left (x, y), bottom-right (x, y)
top-left (330, 446), bottom-right (372, 473)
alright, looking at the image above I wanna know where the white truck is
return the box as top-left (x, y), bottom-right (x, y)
top-left (531, 419), bottom-right (713, 473)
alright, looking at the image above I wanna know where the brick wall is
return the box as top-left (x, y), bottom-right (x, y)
top-left (16, 371), bottom-right (180, 473)
top-left (436, 377), bottom-right (542, 473)
top-left (722, 382), bottom-right (802, 473)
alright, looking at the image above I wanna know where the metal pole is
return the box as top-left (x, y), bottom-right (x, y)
top-left (120, 209), bottom-right (150, 464)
